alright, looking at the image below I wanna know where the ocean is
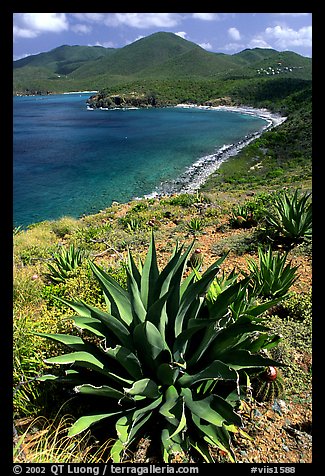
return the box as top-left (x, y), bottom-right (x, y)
top-left (13, 93), bottom-right (269, 228)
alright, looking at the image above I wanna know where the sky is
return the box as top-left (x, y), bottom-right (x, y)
top-left (13, 13), bottom-right (312, 61)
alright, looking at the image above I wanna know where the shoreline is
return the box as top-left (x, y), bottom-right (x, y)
top-left (142, 104), bottom-right (287, 199)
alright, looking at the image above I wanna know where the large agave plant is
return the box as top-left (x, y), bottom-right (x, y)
top-left (265, 188), bottom-right (312, 244)
top-left (37, 234), bottom-right (283, 463)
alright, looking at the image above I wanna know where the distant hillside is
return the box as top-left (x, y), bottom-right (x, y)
top-left (14, 44), bottom-right (113, 76)
top-left (13, 32), bottom-right (311, 95)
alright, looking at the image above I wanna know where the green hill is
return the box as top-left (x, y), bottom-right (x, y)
top-left (13, 32), bottom-right (312, 94)
top-left (14, 44), bottom-right (113, 75)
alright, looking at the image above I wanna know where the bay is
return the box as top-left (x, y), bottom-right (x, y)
top-left (13, 93), bottom-right (267, 227)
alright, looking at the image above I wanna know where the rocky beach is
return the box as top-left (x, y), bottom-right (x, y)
top-left (144, 104), bottom-right (287, 198)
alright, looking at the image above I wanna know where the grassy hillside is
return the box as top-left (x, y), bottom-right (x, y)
top-left (13, 32), bottom-right (312, 94)
top-left (14, 45), bottom-right (112, 74)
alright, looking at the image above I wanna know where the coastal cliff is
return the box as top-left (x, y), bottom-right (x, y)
top-left (86, 92), bottom-right (235, 109)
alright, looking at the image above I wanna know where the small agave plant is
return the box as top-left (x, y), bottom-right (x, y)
top-left (46, 244), bottom-right (86, 284)
top-left (37, 234), bottom-right (283, 463)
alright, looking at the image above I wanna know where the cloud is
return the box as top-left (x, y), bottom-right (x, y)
top-left (228, 27), bottom-right (241, 41)
top-left (71, 24), bottom-right (92, 34)
top-left (13, 25), bottom-right (38, 39)
top-left (175, 31), bottom-right (187, 39)
top-left (72, 13), bottom-right (105, 22)
top-left (199, 42), bottom-right (213, 50)
top-left (265, 25), bottom-right (312, 49)
top-left (73, 13), bottom-right (182, 28)
top-left (275, 13), bottom-right (310, 17)
top-left (104, 13), bottom-right (181, 28)
top-left (13, 13), bottom-right (69, 38)
top-left (192, 13), bottom-right (220, 21)
top-left (248, 38), bottom-right (273, 49)
top-left (89, 40), bottom-right (116, 48)
top-left (222, 42), bottom-right (246, 52)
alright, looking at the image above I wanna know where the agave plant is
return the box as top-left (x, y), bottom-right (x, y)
top-left (246, 246), bottom-right (299, 299)
top-left (37, 234), bottom-right (283, 463)
top-left (229, 204), bottom-right (257, 229)
top-left (265, 188), bottom-right (312, 244)
top-left (187, 218), bottom-right (205, 234)
top-left (46, 244), bottom-right (86, 284)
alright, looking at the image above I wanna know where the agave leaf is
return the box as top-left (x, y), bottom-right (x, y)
top-left (133, 395), bottom-right (163, 420)
top-left (127, 248), bottom-right (142, 288)
top-left (191, 415), bottom-right (235, 462)
top-left (182, 387), bottom-right (242, 427)
top-left (34, 332), bottom-right (88, 350)
top-left (190, 439), bottom-right (214, 463)
top-left (140, 232), bottom-right (160, 309)
top-left (126, 267), bottom-right (147, 324)
top-left (71, 315), bottom-right (107, 338)
top-left (157, 363), bottom-right (179, 386)
top-left (173, 323), bottom-right (208, 360)
top-left (114, 410), bottom-right (154, 453)
top-left (174, 261), bottom-right (220, 337)
top-left (57, 298), bottom-right (133, 349)
top-left (110, 439), bottom-right (124, 463)
top-left (165, 242), bottom-right (195, 324)
top-left (90, 261), bottom-right (133, 325)
top-left (208, 316), bottom-right (271, 360)
top-left (161, 427), bottom-right (186, 463)
top-left (38, 369), bottom-right (93, 386)
top-left (37, 374), bottom-right (60, 382)
top-left (178, 360), bottom-right (237, 387)
top-left (146, 290), bottom-right (170, 339)
top-left (124, 378), bottom-right (161, 399)
top-left (103, 345), bottom-right (143, 380)
top-left (68, 411), bottom-right (123, 437)
top-left (168, 400), bottom-right (187, 439)
top-left (156, 244), bottom-right (186, 299)
top-left (133, 321), bottom-right (171, 370)
top-left (180, 269), bottom-right (197, 297)
top-left (45, 351), bottom-right (134, 385)
top-left (222, 349), bottom-right (284, 370)
top-left (245, 333), bottom-right (283, 353)
top-left (45, 350), bottom-right (107, 373)
top-left (186, 322), bottom-right (220, 366)
top-left (159, 385), bottom-right (180, 421)
top-left (207, 277), bottom-right (250, 320)
top-left (74, 383), bottom-right (126, 400)
top-left (244, 297), bottom-right (283, 317)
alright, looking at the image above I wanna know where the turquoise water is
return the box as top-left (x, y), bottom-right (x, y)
top-left (13, 93), bottom-right (267, 227)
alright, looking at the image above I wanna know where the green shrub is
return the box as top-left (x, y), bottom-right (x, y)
top-left (265, 188), bottom-right (312, 245)
top-left (246, 246), bottom-right (299, 299)
top-left (50, 217), bottom-right (81, 238)
top-left (187, 217), bottom-right (205, 234)
top-left (267, 309), bottom-right (312, 396)
top-left (229, 204), bottom-right (257, 229)
top-left (46, 244), bottom-right (87, 284)
top-left (14, 225), bottom-right (57, 265)
top-left (211, 231), bottom-right (259, 256)
top-left (37, 234), bottom-right (283, 463)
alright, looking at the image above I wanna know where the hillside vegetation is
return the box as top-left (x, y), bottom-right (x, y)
top-left (13, 32), bottom-right (311, 94)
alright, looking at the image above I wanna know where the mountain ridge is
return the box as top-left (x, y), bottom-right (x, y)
top-left (13, 32), bottom-right (311, 95)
